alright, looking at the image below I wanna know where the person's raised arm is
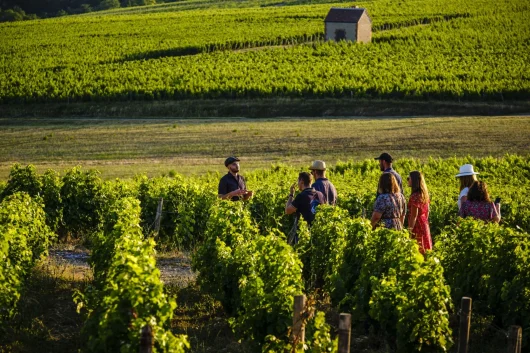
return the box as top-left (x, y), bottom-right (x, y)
top-left (285, 182), bottom-right (297, 215)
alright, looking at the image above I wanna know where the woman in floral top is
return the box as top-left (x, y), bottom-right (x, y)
top-left (407, 171), bottom-right (432, 254)
top-left (459, 181), bottom-right (500, 223)
top-left (371, 173), bottom-right (406, 230)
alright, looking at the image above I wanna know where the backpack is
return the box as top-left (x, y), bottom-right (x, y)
top-left (310, 190), bottom-right (325, 215)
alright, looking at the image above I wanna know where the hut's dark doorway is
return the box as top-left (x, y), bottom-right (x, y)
top-left (335, 29), bottom-right (346, 41)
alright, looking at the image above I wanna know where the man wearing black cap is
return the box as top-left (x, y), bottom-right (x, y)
top-left (375, 152), bottom-right (403, 196)
top-left (218, 156), bottom-right (253, 201)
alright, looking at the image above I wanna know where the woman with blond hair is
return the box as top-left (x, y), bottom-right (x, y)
top-left (456, 164), bottom-right (479, 210)
top-left (371, 173), bottom-right (406, 230)
top-left (407, 171), bottom-right (432, 254)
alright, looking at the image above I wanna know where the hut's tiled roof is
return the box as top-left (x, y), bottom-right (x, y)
top-left (324, 8), bottom-right (370, 23)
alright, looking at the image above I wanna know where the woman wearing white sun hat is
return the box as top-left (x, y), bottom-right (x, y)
top-left (456, 164), bottom-right (479, 210)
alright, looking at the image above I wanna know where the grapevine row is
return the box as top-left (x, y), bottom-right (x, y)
top-left (74, 197), bottom-right (189, 352)
top-left (1, 155), bottom-right (530, 243)
top-left (0, 193), bottom-right (54, 324)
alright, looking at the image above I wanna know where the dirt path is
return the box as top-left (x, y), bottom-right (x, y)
top-left (157, 252), bottom-right (196, 287)
top-left (49, 248), bottom-right (196, 287)
top-left (49, 249), bottom-right (90, 268)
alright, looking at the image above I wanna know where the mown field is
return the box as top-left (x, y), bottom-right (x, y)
top-left (1, 0), bottom-right (529, 104)
top-left (1, 116), bottom-right (529, 179)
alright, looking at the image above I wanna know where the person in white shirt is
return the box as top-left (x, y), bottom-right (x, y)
top-left (455, 164), bottom-right (479, 209)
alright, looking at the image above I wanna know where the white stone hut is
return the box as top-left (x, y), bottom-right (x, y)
top-left (324, 7), bottom-right (372, 43)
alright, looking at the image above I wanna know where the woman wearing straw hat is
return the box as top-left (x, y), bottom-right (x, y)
top-left (456, 164), bottom-right (479, 210)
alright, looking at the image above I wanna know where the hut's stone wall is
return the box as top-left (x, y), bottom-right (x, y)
top-left (325, 22), bottom-right (357, 41)
top-left (357, 14), bottom-right (372, 43)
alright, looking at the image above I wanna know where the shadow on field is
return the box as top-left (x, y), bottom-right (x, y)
top-left (3, 99), bottom-right (530, 118)
top-left (112, 33), bottom-right (320, 64)
top-left (373, 12), bottom-right (472, 32)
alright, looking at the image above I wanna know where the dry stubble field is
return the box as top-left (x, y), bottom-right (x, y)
top-left (1, 115), bottom-right (529, 179)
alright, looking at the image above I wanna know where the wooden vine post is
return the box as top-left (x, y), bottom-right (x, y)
top-left (458, 297), bottom-right (472, 353)
top-left (338, 313), bottom-right (352, 353)
top-left (507, 325), bottom-right (522, 353)
top-left (139, 325), bottom-right (153, 353)
top-left (154, 197), bottom-right (163, 236)
top-left (291, 295), bottom-right (306, 345)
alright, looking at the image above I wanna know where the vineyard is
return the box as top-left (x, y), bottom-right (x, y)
top-left (1, 156), bottom-right (529, 351)
top-left (0, 0), bottom-right (529, 103)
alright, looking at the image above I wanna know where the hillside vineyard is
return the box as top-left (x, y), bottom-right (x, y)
top-left (1, 0), bottom-right (528, 102)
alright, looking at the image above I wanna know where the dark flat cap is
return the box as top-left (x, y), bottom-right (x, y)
top-left (224, 156), bottom-right (240, 167)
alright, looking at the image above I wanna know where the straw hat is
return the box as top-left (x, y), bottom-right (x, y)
top-left (455, 164), bottom-right (479, 177)
top-left (309, 160), bottom-right (326, 171)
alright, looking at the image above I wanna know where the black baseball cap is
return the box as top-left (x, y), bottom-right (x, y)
top-left (374, 152), bottom-right (393, 163)
top-left (224, 156), bottom-right (240, 167)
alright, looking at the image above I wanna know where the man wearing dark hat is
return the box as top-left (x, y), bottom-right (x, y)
top-left (309, 160), bottom-right (337, 206)
top-left (375, 152), bottom-right (403, 196)
top-left (218, 156), bottom-right (253, 201)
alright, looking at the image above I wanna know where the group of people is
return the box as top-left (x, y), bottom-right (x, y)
top-left (368, 153), bottom-right (433, 253)
top-left (368, 154), bottom-right (501, 253)
top-left (218, 156), bottom-right (337, 223)
top-left (217, 153), bottom-right (501, 254)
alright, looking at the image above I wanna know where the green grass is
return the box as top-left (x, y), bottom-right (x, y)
top-left (1, 116), bottom-right (529, 179)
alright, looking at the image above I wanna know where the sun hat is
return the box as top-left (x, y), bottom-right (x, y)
top-left (374, 152), bottom-right (393, 163)
top-left (309, 160), bottom-right (326, 171)
top-left (455, 164), bottom-right (479, 177)
top-left (224, 156), bottom-right (240, 167)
